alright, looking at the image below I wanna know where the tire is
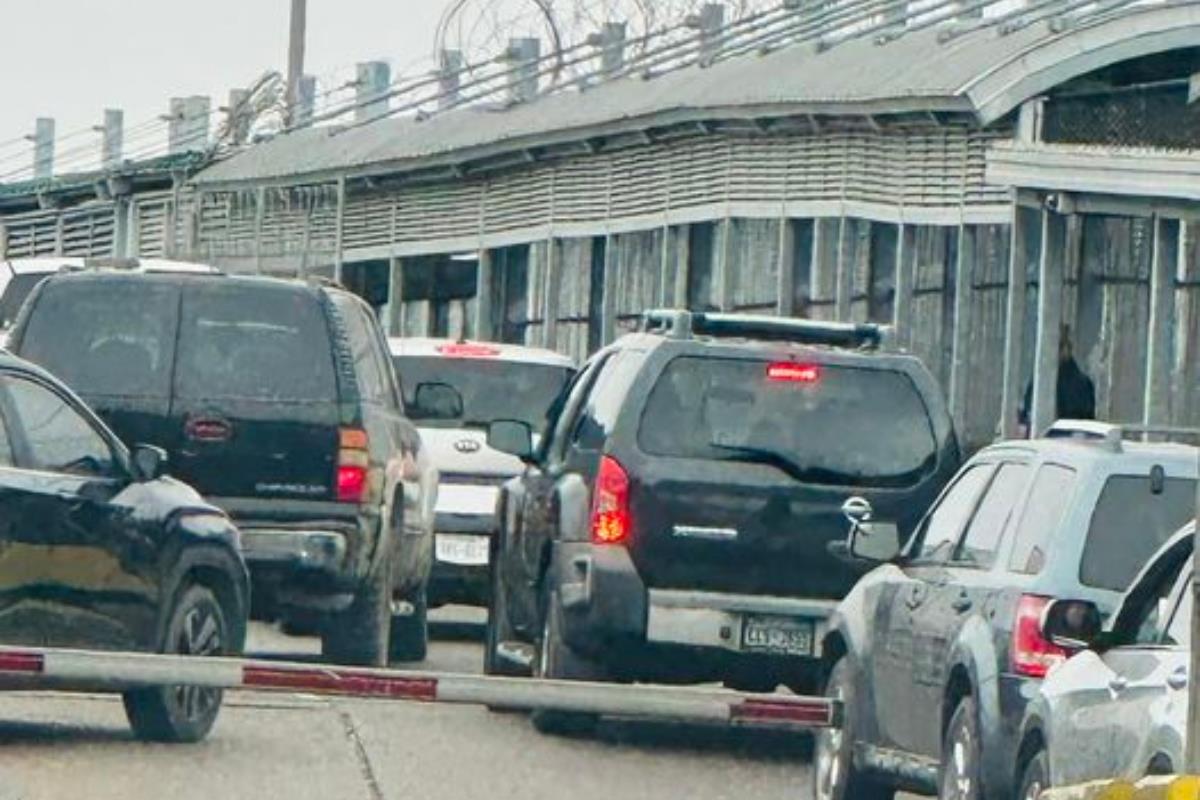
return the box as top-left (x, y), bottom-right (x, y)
top-left (1017, 748), bottom-right (1049, 800)
top-left (939, 697), bottom-right (983, 800)
top-left (389, 588), bottom-right (428, 663)
top-left (530, 590), bottom-right (603, 736)
top-left (322, 551), bottom-right (392, 667)
top-left (124, 584), bottom-right (229, 743)
top-left (812, 657), bottom-right (895, 800)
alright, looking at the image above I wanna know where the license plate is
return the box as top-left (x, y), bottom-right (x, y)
top-left (741, 615), bottom-right (814, 656)
top-left (435, 534), bottom-right (490, 566)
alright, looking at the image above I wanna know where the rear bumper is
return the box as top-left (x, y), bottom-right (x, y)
top-left (552, 542), bottom-right (836, 682)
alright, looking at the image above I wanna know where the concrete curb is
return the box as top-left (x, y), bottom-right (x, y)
top-left (1041, 775), bottom-right (1200, 800)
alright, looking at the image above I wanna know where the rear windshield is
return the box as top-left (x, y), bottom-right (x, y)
top-left (393, 355), bottom-right (572, 430)
top-left (18, 279), bottom-right (179, 398)
top-left (0, 272), bottom-right (52, 328)
top-left (1080, 475), bottom-right (1198, 591)
top-left (175, 283), bottom-right (337, 402)
top-left (638, 356), bottom-right (938, 488)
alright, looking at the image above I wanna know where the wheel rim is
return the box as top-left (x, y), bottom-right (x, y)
top-left (172, 604), bottom-right (222, 722)
top-left (946, 720), bottom-right (975, 800)
top-left (814, 680), bottom-right (846, 800)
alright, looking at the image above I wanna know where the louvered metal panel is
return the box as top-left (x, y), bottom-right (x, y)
top-left (343, 191), bottom-right (395, 251)
top-left (548, 153), bottom-right (609, 224)
top-left (1, 209), bottom-right (60, 258)
top-left (61, 204), bottom-right (116, 258)
top-left (393, 181), bottom-right (482, 244)
top-left (134, 192), bottom-right (174, 258)
top-left (483, 167), bottom-right (554, 234)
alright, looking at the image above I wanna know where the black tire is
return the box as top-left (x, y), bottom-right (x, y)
top-left (322, 552), bottom-right (392, 667)
top-left (530, 590), bottom-right (603, 736)
top-left (389, 588), bottom-right (428, 663)
top-left (1016, 748), bottom-right (1049, 800)
top-left (124, 584), bottom-right (229, 743)
top-left (812, 657), bottom-right (895, 800)
top-left (940, 697), bottom-right (983, 800)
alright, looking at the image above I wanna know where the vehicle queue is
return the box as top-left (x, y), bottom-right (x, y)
top-left (0, 256), bottom-right (1195, 800)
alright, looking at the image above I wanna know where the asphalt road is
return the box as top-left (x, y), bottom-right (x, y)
top-left (0, 608), bottom-right (813, 800)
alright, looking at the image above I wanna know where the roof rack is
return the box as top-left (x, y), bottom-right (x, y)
top-left (1044, 420), bottom-right (1200, 453)
top-left (638, 309), bottom-right (887, 350)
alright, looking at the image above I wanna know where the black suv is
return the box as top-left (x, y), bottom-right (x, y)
top-left (484, 309), bottom-right (959, 730)
top-left (0, 351), bottom-right (247, 743)
top-left (10, 269), bottom-right (437, 666)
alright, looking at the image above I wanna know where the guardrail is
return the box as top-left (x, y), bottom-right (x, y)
top-left (0, 645), bottom-right (839, 731)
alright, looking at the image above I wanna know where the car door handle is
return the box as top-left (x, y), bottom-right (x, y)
top-left (1167, 668), bottom-right (1188, 691)
top-left (1109, 675), bottom-right (1129, 693)
top-left (951, 594), bottom-right (973, 613)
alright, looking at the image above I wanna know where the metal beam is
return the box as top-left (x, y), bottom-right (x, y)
top-left (777, 218), bottom-right (797, 317)
top-left (892, 223), bottom-right (917, 350)
top-left (1031, 209), bottom-right (1068, 437)
top-left (1000, 205), bottom-right (1033, 439)
top-left (475, 248), bottom-right (494, 340)
top-left (333, 177), bottom-right (346, 284)
top-left (834, 217), bottom-right (854, 321)
top-left (1143, 216), bottom-right (1179, 428)
top-left (949, 224), bottom-right (976, 433)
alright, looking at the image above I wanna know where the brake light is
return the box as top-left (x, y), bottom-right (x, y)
top-left (590, 455), bottom-right (631, 545)
top-left (336, 428), bottom-right (370, 503)
top-left (436, 342), bottom-right (501, 358)
top-left (767, 362), bottom-right (820, 383)
top-left (1011, 594), bottom-right (1069, 678)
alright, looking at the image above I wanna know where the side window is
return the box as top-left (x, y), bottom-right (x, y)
top-left (953, 463), bottom-right (1031, 568)
top-left (1129, 564), bottom-right (1185, 646)
top-left (0, 411), bottom-right (14, 467)
top-left (1007, 464), bottom-right (1078, 575)
top-left (2, 376), bottom-right (115, 476)
top-left (1164, 573), bottom-right (1193, 647)
top-left (569, 350), bottom-right (644, 452)
top-left (546, 353), bottom-right (611, 463)
top-left (911, 465), bottom-right (993, 563)
top-left (335, 297), bottom-right (389, 405)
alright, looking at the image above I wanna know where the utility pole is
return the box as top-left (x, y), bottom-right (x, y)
top-left (285, 0), bottom-right (307, 127)
top-left (31, 118), bottom-right (55, 180)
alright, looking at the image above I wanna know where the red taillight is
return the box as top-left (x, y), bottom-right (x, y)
top-left (336, 428), bottom-right (369, 503)
top-left (590, 455), bottom-right (631, 545)
top-left (767, 362), bottom-right (820, 383)
top-left (436, 342), bottom-right (501, 358)
top-left (1011, 594), bottom-right (1070, 679)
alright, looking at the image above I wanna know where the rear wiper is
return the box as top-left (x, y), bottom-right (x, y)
top-left (710, 444), bottom-right (860, 485)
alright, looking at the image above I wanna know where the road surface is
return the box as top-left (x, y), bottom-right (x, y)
top-left (0, 609), bottom-right (813, 800)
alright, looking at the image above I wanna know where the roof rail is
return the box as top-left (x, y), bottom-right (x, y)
top-left (638, 309), bottom-right (886, 349)
top-left (1044, 420), bottom-right (1200, 452)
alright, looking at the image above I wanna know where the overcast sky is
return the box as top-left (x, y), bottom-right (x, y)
top-left (0, 1), bottom-right (449, 179)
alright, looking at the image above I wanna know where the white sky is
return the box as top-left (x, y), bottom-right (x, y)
top-left (0, 1), bottom-right (449, 180)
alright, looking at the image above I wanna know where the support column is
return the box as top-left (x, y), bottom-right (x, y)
top-left (475, 248), bottom-right (494, 341)
top-left (811, 218), bottom-right (839, 322)
top-left (601, 234), bottom-right (618, 345)
top-left (892, 223), bottom-right (917, 350)
top-left (834, 217), bottom-right (854, 321)
top-left (949, 224), bottom-right (976, 435)
top-left (386, 257), bottom-right (403, 336)
top-left (1031, 209), bottom-right (1068, 437)
top-left (1000, 206), bottom-right (1033, 439)
top-left (716, 218), bottom-right (736, 311)
top-left (253, 186), bottom-right (266, 274)
top-left (1144, 217), bottom-right (1179, 429)
top-left (543, 238), bottom-right (562, 350)
top-left (333, 177), bottom-right (346, 284)
top-left (777, 218), bottom-right (796, 317)
top-left (674, 225), bottom-right (690, 308)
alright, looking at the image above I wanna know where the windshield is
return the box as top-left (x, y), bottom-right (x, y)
top-left (638, 356), bottom-right (938, 487)
top-left (394, 354), bottom-right (572, 429)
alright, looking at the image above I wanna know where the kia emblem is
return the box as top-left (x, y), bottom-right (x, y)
top-left (454, 439), bottom-right (482, 454)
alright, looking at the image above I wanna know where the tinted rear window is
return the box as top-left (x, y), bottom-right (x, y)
top-left (637, 356), bottom-right (938, 487)
top-left (175, 283), bottom-right (337, 402)
top-left (19, 279), bottom-right (179, 398)
top-left (0, 272), bottom-right (52, 327)
top-left (1080, 475), bottom-right (1199, 591)
top-left (394, 355), bottom-right (572, 430)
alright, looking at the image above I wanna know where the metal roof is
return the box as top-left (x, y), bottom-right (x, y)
top-left (192, 3), bottom-right (1200, 188)
top-left (194, 20), bottom-right (1048, 187)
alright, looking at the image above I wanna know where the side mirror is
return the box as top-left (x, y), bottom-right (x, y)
top-left (411, 382), bottom-right (463, 421)
top-left (1040, 599), bottom-right (1103, 650)
top-left (488, 419), bottom-right (535, 463)
top-left (131, 444), bottom-right (168, 482)
top-left (833, 496), bottom-right (902, 564)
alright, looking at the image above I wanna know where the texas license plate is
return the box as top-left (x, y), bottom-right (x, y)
top-left (741, 615), bottom-right (814, 656)
top-left (435, 534), bottom-right (490, 566)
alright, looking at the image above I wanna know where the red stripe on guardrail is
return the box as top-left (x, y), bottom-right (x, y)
top-left (0, 651), bottom-right (45, 674)
top-left (730, 698), bottom-right (834, 726)
top-left (242, 665), bottom-right (438, 701)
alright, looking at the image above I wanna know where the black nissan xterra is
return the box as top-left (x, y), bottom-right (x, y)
top-left (484, 309), bottom-right (960, 732)
top-left (10, 267), bottom-right (438, 667)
